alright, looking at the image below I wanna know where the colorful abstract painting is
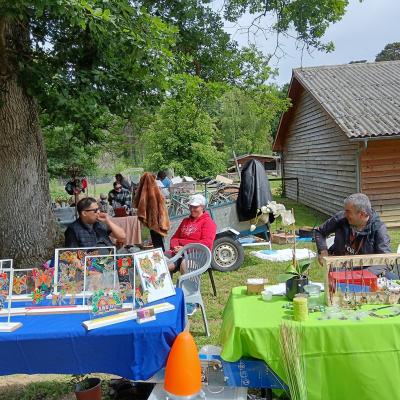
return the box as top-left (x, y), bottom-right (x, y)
top-left (134, 249), bottom-right (175, 303)
top-left (115, 254), bottom-right (135, 303)
top-left (54, 247), bottom-right (116, 296)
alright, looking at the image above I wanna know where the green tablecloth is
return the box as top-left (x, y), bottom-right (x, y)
top-left (220, 287), bottom-right (400, 400)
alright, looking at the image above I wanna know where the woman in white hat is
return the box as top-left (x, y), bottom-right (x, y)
top-left (168, 194), bottom-right (216, 272)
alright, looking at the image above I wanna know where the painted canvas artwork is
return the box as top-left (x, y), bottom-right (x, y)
top-left (127, 266), bottom-right (147, 308)
top-left (89, 288), bottom-right (123, 317)
top-left (116, 254), bottom-right (135, 303)
top-left (83, 254), bottom-right (117, 294)
top-left (134, 249), bottom-right (175, 303)
top-left (0, 268), bottom-right (15, 325)
top-left (54, 246), bottom-right (116, 296)
top-left (0, 270), bottom-right (9, 299)
top-left (1, 268), bottom-right (51, 305)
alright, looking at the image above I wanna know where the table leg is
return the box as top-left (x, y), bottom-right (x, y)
top-left (208, 269), bottom-right (217, 296)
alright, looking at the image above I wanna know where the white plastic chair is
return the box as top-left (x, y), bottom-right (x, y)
top-left (167, 243), bottom-right (211, 337)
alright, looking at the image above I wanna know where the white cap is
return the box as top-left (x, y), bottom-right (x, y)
top-left (188, 194), bottom-right (206, 207)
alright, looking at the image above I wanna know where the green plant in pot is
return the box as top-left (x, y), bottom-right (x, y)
top-left (71, 374), bottom-right (101, 400)
top-left (278, 259), bottom-right (311, 301)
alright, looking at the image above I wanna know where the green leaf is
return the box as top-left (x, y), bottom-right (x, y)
top-left (277, 273), bottom-right (296, 283)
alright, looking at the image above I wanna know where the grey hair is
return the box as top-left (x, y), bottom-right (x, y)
top-left (344, 193), bottom-right (372, 215)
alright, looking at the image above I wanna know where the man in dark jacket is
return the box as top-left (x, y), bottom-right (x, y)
top-left (65, 197), bottom-right (126, 248)
top-left (315, 193), bottom-right (391, 276)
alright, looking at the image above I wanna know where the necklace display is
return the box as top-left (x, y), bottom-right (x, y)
top-left (283, 302), bottom-right (400, 320)
top-left (368, 305), bottom-right (400, 319)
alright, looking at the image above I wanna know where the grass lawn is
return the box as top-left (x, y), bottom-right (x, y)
top-left (1, 196), bottom-right (399, 399)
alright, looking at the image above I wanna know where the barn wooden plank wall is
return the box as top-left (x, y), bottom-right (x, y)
top-left (283, 90), bottom-right (358, 216)
top-left (361, 139), bottom-right (400, 228)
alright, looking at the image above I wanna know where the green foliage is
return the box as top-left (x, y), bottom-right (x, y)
top-left (216, 85), bottom-right (290, 157)
top-left (143, 74), bottom-right (226, 177)
top-left (49, 179), bottom-right (71, 203)
top-left (0, 380), bottom-right (71, 400)
top-left (2, 1), bottom-right (179, 176)
top-left (70, 374), bottom-right (95, 391)
top-left (222, 0), bottom-right (349, 52)
top-left (143, 0), bottom-right (269, 86)
top-left (375, 42), bottom-right (400, 62)
top-left (278, 260), bottom-right (312, 282)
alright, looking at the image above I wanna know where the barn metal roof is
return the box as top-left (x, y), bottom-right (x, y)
top-left (293, 60), bottom-right (400, 139)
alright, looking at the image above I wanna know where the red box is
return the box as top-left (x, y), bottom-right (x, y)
top-left (329, 270), bottom-right (378, 292)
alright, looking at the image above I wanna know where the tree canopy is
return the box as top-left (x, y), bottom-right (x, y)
top-left (222, 0), bottom-right (349, 53)
top-left (375, 42), bottom-right (400, 62)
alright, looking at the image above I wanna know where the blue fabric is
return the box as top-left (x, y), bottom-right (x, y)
top-left (296, 237), bottom-right (313, 242)
top-left (162, 177), bottom-right (171, 188)
top-left (0, 289), bottom-right (185, 380)
top-left (336, 283), bottom-right (371, 292)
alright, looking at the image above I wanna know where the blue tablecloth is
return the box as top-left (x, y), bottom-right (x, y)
top-left (0, 289), bottom-right (185, 380)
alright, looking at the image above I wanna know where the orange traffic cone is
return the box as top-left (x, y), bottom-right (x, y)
top-left (164, 331), bottom-right (202, 398)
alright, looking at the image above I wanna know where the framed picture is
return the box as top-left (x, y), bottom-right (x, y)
top-left (0, 267), bottom-right (51, 305)
top-left (89, 288), bottom-right (123, 318)
top-left (0, 267), bottom-right (21, 329)
top-left (83, 254), bottom-right (118, 306)
top-left (115, 254), bottom-right (135, 304)
top-left (53, 246), bottom-right (116, 295)
top-left (133, 248), bottom-right (175, 303)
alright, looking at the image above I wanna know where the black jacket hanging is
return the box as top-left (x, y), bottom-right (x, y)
top-left (236, 159), bottom-right (273, 222)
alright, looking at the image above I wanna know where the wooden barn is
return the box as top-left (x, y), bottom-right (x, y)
top-left (273, 61), bottom-right (400, 228)
top-left (229, 153), bottom-right (281, 176)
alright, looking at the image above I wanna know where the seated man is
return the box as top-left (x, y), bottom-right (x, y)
top-left (315, 193), bottom-right (391, 276)
top-left (65, 197), bottom-right (126, 248)
top-left (108, 181), bottom-right (132, 212)
top-left (167, 194), bottom-right (217, 273)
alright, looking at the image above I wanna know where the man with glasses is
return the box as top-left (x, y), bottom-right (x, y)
top-left (108, 181), bottom-right (132, 212)
top-left (64, 197), bottom-right (126, 247)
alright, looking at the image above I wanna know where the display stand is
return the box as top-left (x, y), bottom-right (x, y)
top-left (82, 302), bottom-right (174, 330)
top-left (323, 253), bottom-right (400, 307)
top-left (0, 267), bottom-right (22, 332)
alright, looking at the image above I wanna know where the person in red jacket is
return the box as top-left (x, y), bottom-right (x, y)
top-left (168, 193), bottom-right (216, 273)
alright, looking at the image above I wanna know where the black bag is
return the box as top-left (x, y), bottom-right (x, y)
top-left (65, 181), bottom-right (75, 195)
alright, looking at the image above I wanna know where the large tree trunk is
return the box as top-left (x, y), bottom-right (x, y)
top-left (0, 17), bottom-right (56, 267)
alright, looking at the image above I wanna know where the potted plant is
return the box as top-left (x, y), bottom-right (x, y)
top-left (71, 374), bottom-right (101, 400)
top-left (278, 259), bottom-right (311, 300)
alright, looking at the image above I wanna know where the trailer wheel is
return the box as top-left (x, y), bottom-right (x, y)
top-left (211, 236), bottom-right (244, 272)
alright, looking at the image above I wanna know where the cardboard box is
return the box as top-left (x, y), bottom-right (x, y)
top-left (271, 233), bottom-right (296, 245)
